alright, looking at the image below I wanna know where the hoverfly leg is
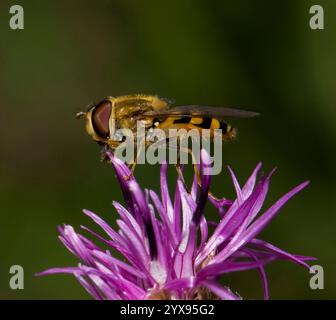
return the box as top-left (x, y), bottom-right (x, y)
top-left (168, 137), bottom-right (187, 193)
top-left (178, 146), bottom-right (221, 201)
top-left (176, 145), bottom-right (198, 194)
top-left (100, 145), bottom-right (111, 163)
top-left (124, 141), bottom-right (145, 180)
top-left (125, 161), bottom-right (137, 181)
top-left (175, 163), bottom-right (191, 193)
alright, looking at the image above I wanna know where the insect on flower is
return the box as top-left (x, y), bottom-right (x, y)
top-left (37, 149), bottom-right (315, 300)
top-left (75, 94), bottom-right (259, 174)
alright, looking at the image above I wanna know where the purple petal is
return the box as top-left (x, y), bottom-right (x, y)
top-left (239, 181), bottom-right (310, 251)
top-left (202, 280), bottom-right (241, 300)
top-left (192, 149), bottom-right (212, 226)
top-left (210, 170), bottom-right (274, 264)
top-left (242, 249), bottom-right (269, 300)
top-left (227, 166), bottom-right (243, 205)
top-left (149, 190), bottom-right (178, 247)
top-left (62, 225), bottom-right (95, 265)
top-left (249, 238), bottom-right (311, 268)
top-left (92, 250), bottom-right (146, 279)
top-left (160, 161), bottom-right (174, 222)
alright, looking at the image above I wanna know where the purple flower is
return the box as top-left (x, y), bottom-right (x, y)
top-left (37, 150), bottom-right (314, 300)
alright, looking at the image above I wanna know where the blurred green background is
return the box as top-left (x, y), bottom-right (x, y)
top-left (0, 0), bottom-right (335, 299)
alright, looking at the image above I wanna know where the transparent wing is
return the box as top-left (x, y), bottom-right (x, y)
top-left (142, 105), bottom-right (259, 119)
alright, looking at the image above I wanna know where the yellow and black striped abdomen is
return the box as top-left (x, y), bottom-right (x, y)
top-left (156, 116), bottom-right (237, 141)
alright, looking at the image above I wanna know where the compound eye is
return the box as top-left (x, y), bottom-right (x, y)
top-left (92, 100), bottom-right (112, 139)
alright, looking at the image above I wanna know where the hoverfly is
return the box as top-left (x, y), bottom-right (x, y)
top-left (76, 94), bottom-right (258, 178)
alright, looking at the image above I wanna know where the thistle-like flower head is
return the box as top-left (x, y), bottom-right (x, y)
top-left (38, 150), bottom-right (314, 299)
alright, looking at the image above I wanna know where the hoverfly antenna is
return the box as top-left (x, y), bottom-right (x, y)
top-left (75, 111), bottom-right (86, 119)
